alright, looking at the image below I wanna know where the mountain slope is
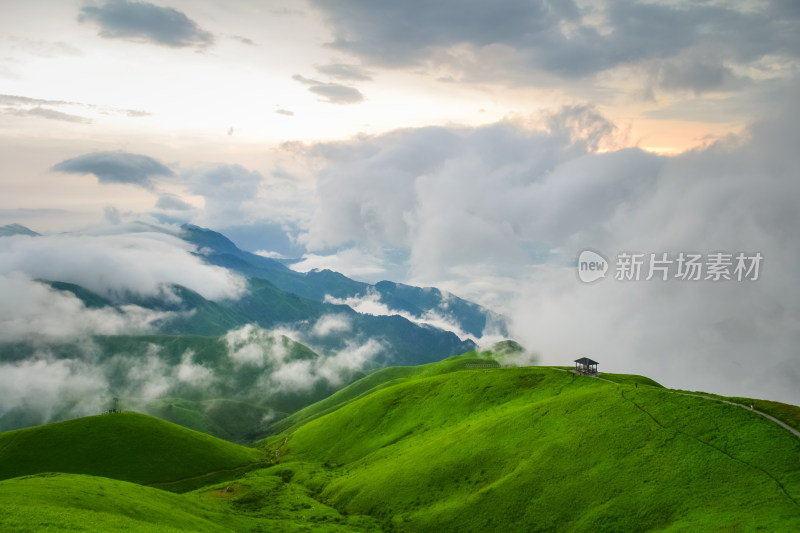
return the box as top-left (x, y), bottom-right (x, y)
top-left (266, 363), bottom-right (800, 532)
top-left (180, 224), bottom-right (505, 339)
top-left (268, 351), bottom-right (503, 434)
top-left (40, 267), bottom-right (478, 364)
top-left (0, 472), bottom-right (381, 532)
top-left (0, 474), bottom-right (234, 532)
top-left (0, 223), bottom-right (39, 237)
top-left (2, 360), bottom-right (798, 531)
top-left (0, 412), bottom-right (264, 486)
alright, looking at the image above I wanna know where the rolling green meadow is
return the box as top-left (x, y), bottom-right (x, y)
top-left (1, 351), bottom-right (799, 532)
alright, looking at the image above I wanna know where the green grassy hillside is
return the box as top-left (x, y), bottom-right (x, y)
top-left (0, 412), bottom-right (264, 486)
top-left (0, 472), bottom-right (381, 532)
top-left (268, 365), bottom-right (800, 532)
top-left (0, 474), bottom-right (234, 532)
top-left (143, 397), bottom-right (279, 443)
top-left (2, 356), bottom-right (799, 532)
top-left (268, 351), bottom-right (495, 434)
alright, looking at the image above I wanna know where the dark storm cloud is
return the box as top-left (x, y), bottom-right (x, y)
top-left (293, 74), bottom-right (364, 104)
top-left (79, 0), bottom-right (214, 48)
top-left (52, 151), bottom-right (174, 188)
top-left (315, 63), bottom-right (373, 81)
top-left (311, 0), bottom-right (800, 83)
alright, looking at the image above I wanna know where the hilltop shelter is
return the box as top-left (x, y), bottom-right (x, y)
top-left (574, 357), bottom-right (598, 375)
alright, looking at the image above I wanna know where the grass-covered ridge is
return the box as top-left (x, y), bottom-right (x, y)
top-left (268, 351), bottom-right (501, 434)
top-left (269, 363), bottom-right (800, 532)
top-left (0, 412), bottom-right (264, 486)
top-left (2, 353), bottom-right (799, 532)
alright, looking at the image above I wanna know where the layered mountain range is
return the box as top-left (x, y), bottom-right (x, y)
top-left (0, 222), bottom-right (509, 439)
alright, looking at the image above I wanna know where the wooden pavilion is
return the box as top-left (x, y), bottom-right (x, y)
top-left (574, 357), bottom-right (599, 375)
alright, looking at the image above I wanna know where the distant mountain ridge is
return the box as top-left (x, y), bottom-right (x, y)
top-left (9, 222), bottom-right (501, 358)
top-left (179, 224), bottom-right (507, 340)
top-left (0, 223), bottom-right (40, 237)
top-left (0, 222), bottom-right (511, 438)
top-left (3, 222), bottom-right (504, 343)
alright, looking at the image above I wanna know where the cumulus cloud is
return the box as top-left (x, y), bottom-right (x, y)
top-left (224, 323), bottom-right (384, 394)
top-left (156, 194), bottom-right (193, 211)
top-left (298, 92), bottom-right (800, 405)
top-left (182, 164), bottom-right (261, 222)
top-left (267, 338), bottom-right (383, 392)
top-left (224, 324), bottom-right (291, 368)
top-left (315, 339), bottom-right (383, 384)
top-left (120, 350), bottom-right (172, 399)
top-left (52, 151), bottom-right (175, 189)
top-left (301, 105), bottom-right (627, 273)
top-left (79, 0), bottom-right (214, 49)
top-left (0, 230), bottom-right (245, 302)
top-left (504, 91), bottom-right (800, 404)
top-left (312, 314), bottom-right (351, 337)
top-left (315, 63), bottom-right (373, 81)
top-left (293, 74), bottom-right (364, 104)
top-left (178, 162), bottom-right (314, 236)
top-left (268, 359), bottom-right (316, 391)
top-left (109, 345), bottom-right (217, 401)
top-left (175, 350), bottom-right (214, 387)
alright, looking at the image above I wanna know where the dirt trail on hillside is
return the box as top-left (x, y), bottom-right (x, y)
top-left (667, 391), bottom-right (800, 440)
top-left (557, 367), bottom-right (800, 441)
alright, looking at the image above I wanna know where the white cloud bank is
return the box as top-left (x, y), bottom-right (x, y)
top-left (0, 224), bottom-right (246, 343)
top-left (224, 323), bottom-right (384, 394)
top-left (0, 228), bottom-right (245, 302)
top-left (0, 272), bottom-right (172, 342)
top-left (298, 94), bottom-right (800, 405)
top-left (0, 357), bottom-right (108, 424)
top-left (323, 289), bottom-right (489, 342)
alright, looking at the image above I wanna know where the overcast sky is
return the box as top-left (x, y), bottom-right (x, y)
top-left (2, 0), bottom-right (800, 404)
